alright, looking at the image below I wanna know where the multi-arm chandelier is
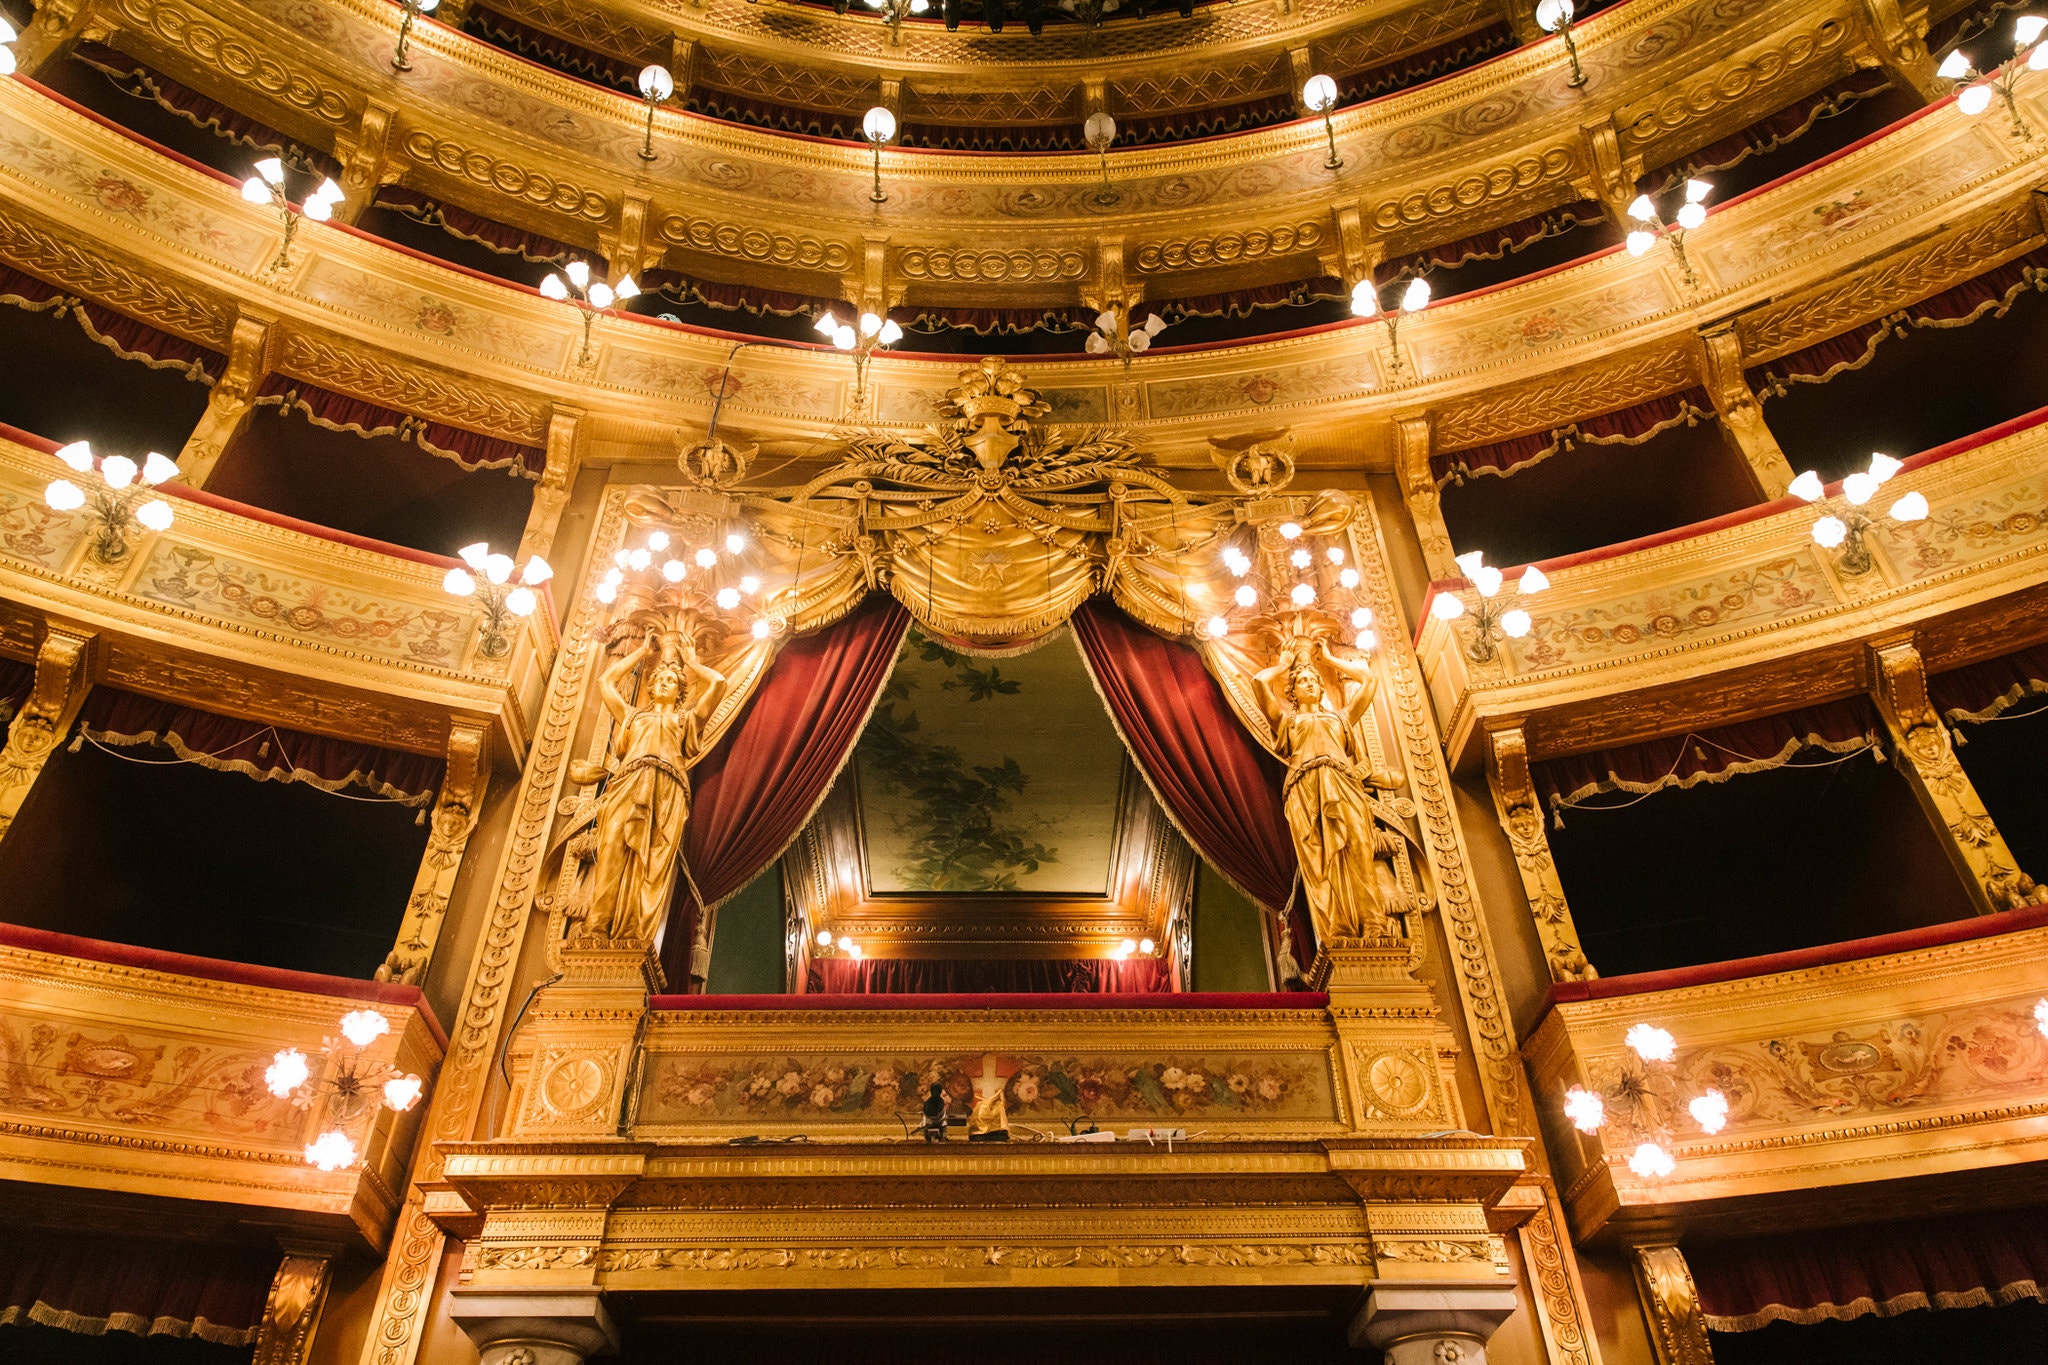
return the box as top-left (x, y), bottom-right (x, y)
top-left (44, 441), bottom-right (178, 563)
top-left (1430, 551), bottom-right (1549, 664)
top-left (594, 523), bottom-right (777, 641)
top-left (266, 1010), bottom-right (424, 1171)
top-left (441, 542), bottom-right (553, 658)
top-left (1789, 453), bottom-right (1926, 574)
top-left (1563, 1022), bottom-right (1727, 1181)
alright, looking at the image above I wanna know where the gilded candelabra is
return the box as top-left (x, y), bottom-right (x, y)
top-left (442, 542), bottom-right (553, 659)
top-left (1939, 14), bottom-right (2047, 140)
top-left (240, 158), bottom-right (345, 273)
top-left (1536, 0), bottom-right (1587, 88)
top-left (541, 261), bottom-right (640, 366)
top-left (1789, 453), bottom-right (1927, 575)
top-left (1350, 276), bottom-right (1431, 378)
top-left (1429, 551), bottom-right (1550, 664)
top-left (1562, 1022), bottom-right (1728, 1181)
top-left (42, 441), bottom-right (178, 564)
top-left (390, 0), bottom-right (440, 70)
top-left (265, 1009), bottom-right (424, 1170)
top-left (1624, 179), bottom-right (1713, 289)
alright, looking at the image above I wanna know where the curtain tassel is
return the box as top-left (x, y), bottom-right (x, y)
top-left (67, 731), bottom-right (84, 752)
top-left (1951, 724), bottom-right (1969, 747)
top-left (414, 806), bottom-right (427, 825)
top-left (256, 740), bottom-right (271, 760)
top-left (1871, 741), bottom-right (1887, 763)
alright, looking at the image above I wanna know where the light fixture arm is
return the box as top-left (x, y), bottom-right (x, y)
top-left (640, 95), bottom-right (661, 161)
top-left (1558, 18), bottom-right (1586, 88)
top-left (1318, 106), bottom-right (1342, 170)
top-left (1095, 145), bottom-right (1119, 205)
top-left (391, 0), bottom-right (426, 71)
top-left (868, 135), bottom-right (887, 203)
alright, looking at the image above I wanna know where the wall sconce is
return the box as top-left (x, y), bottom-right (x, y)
top-left (1562, 1019), bottom-right (1728, 1182)
top-left (1535, 0), bottom-right (1587, 89)
top-left (1939, 14), bottom-right (2046, 140)
top-left (813, 929), bottom-right (864, 959)
top-left (267, 1009), bottom-right (424, 1171)
top-left (1085, 306), bottom-right (1166, 365)
top-left (0, 18), bottom-right (19, 74)
top-left (864, 0), bottom-right (930, 36)
top-left (636, 64), bottom-right (674, 161)
top-left (241, 158), bottom-right (344, 272)
top-left (1430, 550), bottom-right (1548, 664)
top-left (1789, 454), bottom-right (1925, 575)
top-left (816, 308), bottom-right (903, 414)
top-left (1350, 275), bottom-right (1431, 377)
top-left (1110, 937), bottom-right (1156, 960)
top-left (1084, 111), bottom-right (1120, 205)
top-left (1301, 74), bottom-right (1342, 169)
top-left (1625, 178), bottom-right (1712, 288)
top-left (390, 0), bottom-right (440, 72)
top-left (862, 106), bottom-right (898, 204)
top-left (44, 441), bottom-right (177, 564)
top-left (442, 542), bottom-right (552, 658)
top-left (540, 260), bottom-right (639, 366)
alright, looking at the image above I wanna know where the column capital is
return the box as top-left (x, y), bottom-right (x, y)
top-left (449, 1288), bottom-right (619, 1365)
top-left (1350, 1281), bottom-right (1522, 1364)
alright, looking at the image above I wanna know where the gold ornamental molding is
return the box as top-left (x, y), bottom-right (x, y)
top-left (0, 928), bottom-right (442, 1250)
top-left (1527, 915), bottom-right (2048, 1242)
top-left (0, 432), bottom-right (553, 763)
top-left (0, 202), bottom-right (231, 347)
top-left (275, 333), bottom-right (552, 445)
top-left (395, 130), bottom-right (614, 224)
top-left (1416, 412), bottom-right (2048, 771)
top-left (655, 213), bottom-right (854, 274)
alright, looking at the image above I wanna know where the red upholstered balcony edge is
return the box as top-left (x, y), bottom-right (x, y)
top-left (651, 991), bottom-right (1328, 1011)
top-left (1535, 902), bottom-right (2048, 1024)
top-left (1418, 400), bottom-right (2048, 633)
top-left (0, 920), bottom-right (448, 1048)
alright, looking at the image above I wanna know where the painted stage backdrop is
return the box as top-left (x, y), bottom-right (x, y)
top-left (853, 628), bottom-right (1126, 894)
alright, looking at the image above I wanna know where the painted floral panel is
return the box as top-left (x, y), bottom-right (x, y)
top-left (1876, 473), bottom-right (2048, 581)
top-left (641, 1049), bottom-right (1336, 1125)
top-left (1413, 276), bottom-right (1672, 378)
top-left (0, 488), bottom-right (87, 568)
top-left (1147, 356), bottom-right (1375, 419)
top-left (605, 349), bottom-right (838, 418)
top-left (137, 543), bottom-right (471, 666)
top-left (298, 259), bottom-right (563, 369)
top-left (0, 1010), bottom-right (303, 1143)
top-left (1507, 554), bottom-right (1834, 671)
top-left (0, 111), bottom-right (267, 263)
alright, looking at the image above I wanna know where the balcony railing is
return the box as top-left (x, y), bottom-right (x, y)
top-left (0, 921), bottom-right (444, 1249)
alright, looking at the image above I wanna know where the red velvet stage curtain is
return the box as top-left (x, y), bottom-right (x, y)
top-left (1431, 387), bottom-right (1715, 483)
top-left (662, 597), bottom-right (912, 988)
top-left (256, 375), bottom-right (546, 475)
top-left (892, 303), bottom-right (1082, 336)
top-left (1381, 200), bottom-right (1608, 280)
top-left (641, 270), bottom-right (838, 321)
top-left (0, 1233), bottom-right (277, 1344)
top-left (1157, 277), bottom-right (1342, 324)
top-left (808, 956), bottom-right (1173, 994)
top-left (372, 186), bottom-right (576, 264)
top-left (1069, 601), bottom-right (1309, 966)
top-left (1929, 643), bottom-right (2048, 728)
top-left (1533, 697), bottom-right (1885, 820)
top-left (1749, 247), bottom-right (2048, 398)
top-left (1688, 1211), bottom-right (2048, 1331)
top-left (76, 686), bottom-right (446, 805)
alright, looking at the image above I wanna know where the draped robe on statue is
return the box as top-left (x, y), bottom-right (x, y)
top-left (585, 703), bottom-right (695, 945)
top-left (1278, 707), bottom-right (1387, 941)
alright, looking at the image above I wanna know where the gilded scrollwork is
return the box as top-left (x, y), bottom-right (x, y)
top-left (277, 334), bottom-right (550, 443)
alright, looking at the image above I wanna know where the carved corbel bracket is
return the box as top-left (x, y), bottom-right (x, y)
top-left (1325, 203), bottom-right (1382, 292)
top-left (518, 406), bottom-right (584, 565)
top-left (1696, 320), bottom-right (1794, 498)
top-left (599, 196), bottom-right (657, 278)
top-left (1485, 724), bottom-right (1596, 983)
top-left (1630, 1243), bottom-right (1714, 1365)
top-left (377, 718), bottom-right (493, 986)
top-left (1571, 119), bottom-right (1645, 229)
top-left (334, 102), bottom-right (401, 225)
top-left (1393, 414), bottom-right (1457, 583)
top-left (178, 311), bottom-right (273, 487)
top-left (0, 622), bottom-right (100, 841)
top-left (1853, 0), bottom-right (1944, 103)
top-left (1868, 636), bottom-right (2041, 912)
top-left (14, 0), bottom-right (111, 78)
top-left (252, 1246), bottom-right (339, 1365)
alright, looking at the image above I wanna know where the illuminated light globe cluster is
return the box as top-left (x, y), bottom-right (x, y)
top-left (44, 441), bottom-right (178, 562)
top-left (814, 929), bottom-right (865, 960)
top-left (240, 158), bottom-right (344, 222)
top-left (1429, 550), bottom-right (1549, 663)
top-left (815, 308), bottom-right (904, 352)
top-left (1938, 15), bottom-right (2048, 136)
top-left (266, 1009), bottom-right (424, 1172)
top-left (441, 542), bottom-right (552, 659)
top-left (1203, 518), bottom-right (1378, 654)
top-left (595, 524), bottom-right (778, 641)
top-left (0, 17), bottom-right (19, 74)
top-left (1110, 936), bottom-right (1157, 960)
top-left (1625, 179), bottom-right (1712, 257)
top-left (1788, 452), bottom-right (1926, 575)
top-left (1561, 1018), bottom-right (1728, 1182)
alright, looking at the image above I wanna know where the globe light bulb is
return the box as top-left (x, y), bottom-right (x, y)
top-left (638, 63), bottom-right (675, 100)
top-left (0, 47), bottom-right (18, 76)
top-left (1628, 1142), bottom-right (1677, 1179)
top-left (382, 1074), bottom-right (424, 1112)
top-left (54, 440), bottom-right (93, 472)
top-left (647, 531), bottom-right (671, 551)
top-left (848, 943), bottom-right (863, 959)
top-left (616, 275), bottom-right (640, 300)
top-left (1788, 470), bottom-right (1825, 501)
top-left (565, 260), bottom-right (591, 289)
top-left (242, 176), bottom-right (272, 205)
top-left (628, 548), bottom-right (653, 571)
top-left (1841, 471), bottom-right (1878, 506)
top-left (1234, 585), bottom-right (1258, 608)
top-left (1501, 609), bottom-right (1532, 638)
top-left (443, 567), bottom-right (476, 596)
top-left (44, 479), bottom-right (85, 511)
top-left (595, 581), bottom-right (618, 604)
top-left (1562, 1085), bottom-right (1605, 1133)
top-left (340, 1009), bottom-right (391, 1047)
top-left (265, 1047), bottom-right (310, 1097)
top-left (834, 325), bottom-right (858, 350)
top-left (663, 559), bottom-right (686, 582)
top-left (1689, 1089), bottom-right (1729, 1135)
top-left (695, 547), bottom-right (717, 569)
top-left (2031, 40), bottom-right (2048, 68)
top-left (859, 312), bottom-right (882, 337)
top-left (1350, 280), bottom-right (1379, 317)
top-left (2035, 999), bottom-right (2048, 1039)
top-left (521, 556), bottom-right (553, 585)
top-left (1675, 201), bottom-right (1706, 230)
top-left (878, 319), bottom-right (904, 345)
top-left (1351, 607), bottom-right (1373, 628)
top-left (1204, 615), bottom-right (1229, 638)
top-left (1338, 567), bottom-right (1360, 589)
top-left (1626, 194), bottom-right (1657, 222)
top-left (716, 587), bottom-right (741, 610)
top-left (1289, 548), bottom-right (1312, 568)
top-left (726, 532), bottom-right (746, 553)
top-left (135, 499), bottom-right (173, 532)
top-left (1325, 546), bottom-right (1345, 565)
top-left (1812, 515), bottom-right (1848, 548)
top-left (1684, 178), bottom-right (1713, 204)
top-left (1626, 230), bottom-right (1657, 256)
top-left (1625, 1022), bottom-right (1677, 1062)
top-left (1519, 565), bottom-right (1550, 593)
top-left (539, 274), bottom-right (569, 300)
top-left (1400, 277), bottom-right (1431, 312)
top-left (1431, 592), bottom-right (1466, 620)
top-left (1290, 582), bottom-right (1316, 606)
top-left (2025, 16), bottom-right (2048, 47)
top-left (817, 929), bottom-right (834, 946)
top-left (752, 619), bottom-right (772, 639)
top-left (1889, 490), bottom-right (1929, 522)
top-left (1867, 452), bottom-right (1903, 483)
top-left (255, 157), bottom-right (285, 186)
top-left (1301, 73), bottom-right (1338, 112)
top-left (837, 935), bottom-right (853, 951)
top-left (739, 575), bottom-right (761, 594)
top-left (505, 586), bottom-right (537, 617)
top-left (304, 196), bottom-right (332, 222)
top-left (1937, 49), bottom-right (1972, 80)
top-left (141, 452), bottom-right (179, 484)
top-left (586, 282), bottom-right (614, 309)
top-left (305, 1130), bottom-right (358, 1171)
top-left (1959, 83), bottom-right (1995, 115)
top-left (1471, 565), bottom-right (1504, 598)
top-left (1534, 0), bottom-right (1572, 33)
top-left (1354, 630), bottom-right (1377, 651)
top-left (862, 106), bottom-right (897, 143)
top-left (1278, 521), bottom-right (1302, 540)
top-left (1139, 938), bottom-right (1156, 955)
top-left (100, 454), bottom-right (137, 489)
top-left (815, 310), bottom-right (840, 338)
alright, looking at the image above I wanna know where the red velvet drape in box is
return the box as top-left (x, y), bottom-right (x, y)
top-left (1929, 642), bottom-right (2048, 726)
top-left (0, 1233), bottom-right (277, 1344)
top-left (1689, 1210), bottom-right (2048, 1331)
top-left (661, 597), bottom-right (911, 988)
top-left (808, 956), bottom-right (1173, 994)
top-left (1069, 601), bottom-right (1309, 967)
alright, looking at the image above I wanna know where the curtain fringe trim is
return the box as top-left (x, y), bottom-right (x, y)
top-left (255, 391), bottom-right (538, 477)
top-left (1, 1300), bottom-right (258, 1346)
top-left (1547, 731), bottom-right (1880, 813)
top-left (0, 285), bottom-right (217, 384)
top-left (1703, 1280), bottom-right (2047, 1332)
top-left (1943, 676), bottom-right (2048, 727)
top-left (1434, 397), bottom-right (1712, 486)
top-left (80, 722), bottom-right (436, 806)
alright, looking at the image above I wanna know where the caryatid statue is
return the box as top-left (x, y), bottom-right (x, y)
top-left (568, 626), bottom-right (731, 946)
top-left (1252, 633), bottom-right (1415, 944)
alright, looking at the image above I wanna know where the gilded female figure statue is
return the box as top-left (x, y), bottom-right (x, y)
top-left (1254, 637), bottom-right (1408, 944)
top-left (573, 628), bottom-right (730, 945)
